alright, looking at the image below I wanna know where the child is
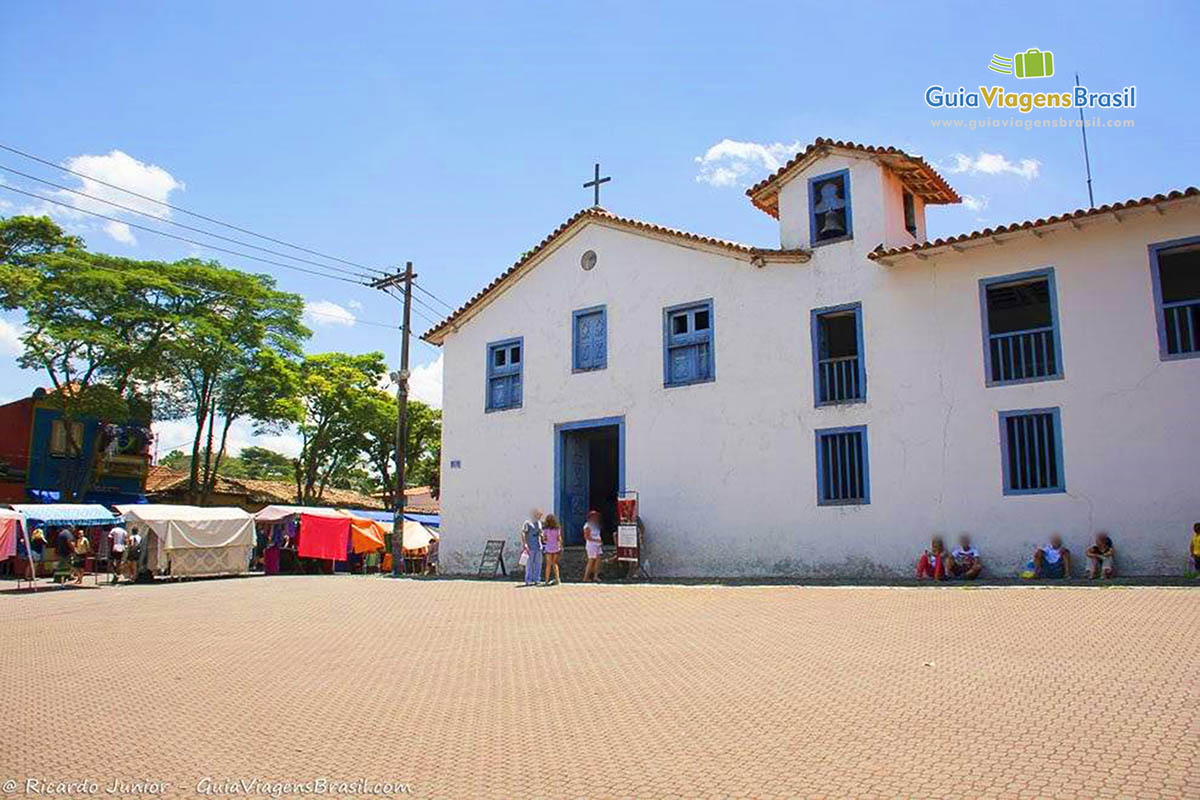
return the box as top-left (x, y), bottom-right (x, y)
top-left (541, 514), bottom-right (563, 585)
top-left (1032, 534), bottom-right (1071, 579)
top-left (581, 510), bottom-right (604, 583)
top-left (916, 536), bottom-right (948, 581)
top-left (947, 534), bottom-right (983, 580)
top-left (1085, 532), bottom-right (1116, 579)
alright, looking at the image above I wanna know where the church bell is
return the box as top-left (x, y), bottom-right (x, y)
top-left (820, 209), bottom-right (845, 238)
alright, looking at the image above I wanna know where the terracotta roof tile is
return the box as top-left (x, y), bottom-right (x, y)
top-left (746, 137), bottom-right (961, 218)
top-left (868, 187), bottom-right (1200, 262)
top-left (422, 207), bottom-right (809, 344)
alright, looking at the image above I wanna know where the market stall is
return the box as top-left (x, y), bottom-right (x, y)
top-left (252, 506), bottom-right (387, 573)
top-left (117, 504), bottom-right (255, 578)
top-left (10, 503), bottom-right (122, 580)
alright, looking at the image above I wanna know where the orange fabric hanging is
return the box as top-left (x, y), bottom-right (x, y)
top-left (348, 517), bottom-right (387, 554)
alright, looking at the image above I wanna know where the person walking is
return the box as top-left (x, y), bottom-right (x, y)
top-left (581, 510), bottom-right (604, 583)
top-left (107, 525), bottom-right (127, 583)
top-left (522, 509), bottom-right (544, 586)
top-left (541, 514), bottom-right (563, 585)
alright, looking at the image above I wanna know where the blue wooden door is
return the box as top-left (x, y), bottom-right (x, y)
top-left (561, 432), bottom-right (589, 545)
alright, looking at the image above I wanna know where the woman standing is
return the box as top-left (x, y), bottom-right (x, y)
top-left (541, 514), bottom-right (563, 585)
top-left (581, 510), bottom-right (604, 583)
top-left (72, 528), bottom-right (91, 585)
top-left (522, 509), bottom-right (544, 586)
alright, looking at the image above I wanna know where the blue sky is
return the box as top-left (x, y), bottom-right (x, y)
top-left (2, 0), bottom-right (1197, 455)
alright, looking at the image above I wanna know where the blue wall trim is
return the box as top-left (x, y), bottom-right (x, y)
top-left (1147, 235), bottom-right (1200, 362)
top-left (807, 168), bottom-right (853, 248)
top-left (977, 266), bottom-right (1064, 387)
top-left (998, 406), bottom-right (1066, 495)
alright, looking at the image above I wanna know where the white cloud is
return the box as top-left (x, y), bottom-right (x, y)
top-left (152, 417), bottom-right (303, 462)
top-left (407, 354), bottom-right (443, 408)
top-left (694, 139), bottom-right (802, 188)
top-left (347, 299), bottom-right (364, 311)
top-left (304, 299), bottom-right (357, 327)
top-left (944, 152), bottom-right (1040, 180)
top-left (104, 220), bottom-right (136, 244)
top-left (27, 149), bottom-right (183, 245)
top-left (0, 198), bottom-right (11, 210)
top-left (0, 319), bottom-right (24, 355)
top-left (962, 194), bottom-right (989, 212)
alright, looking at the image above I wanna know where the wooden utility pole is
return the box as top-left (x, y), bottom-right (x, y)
top-left (369, 261), bottom-right (415, 576)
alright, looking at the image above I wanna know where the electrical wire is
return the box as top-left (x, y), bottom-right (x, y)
top-left (0, 184), bottom-right (366, 285)
top-left (0, 141), bottom-right (383, 277)
top-left (0, 163), bottom-right (379, 280)
top-left (411, 281), bottom-right (458, 313)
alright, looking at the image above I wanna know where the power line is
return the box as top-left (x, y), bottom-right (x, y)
top-left (0, 141), bottom-right (384, 276)
top-left (0, 183), bottom-right (366, 286)
top-left (19, 249), bottom-right (401, 330)
top-left (411, 281), bottom-right (458, 313)
top-left (0, 163), bottom-right (377, 280)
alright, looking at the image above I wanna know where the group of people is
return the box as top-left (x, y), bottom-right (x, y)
top-left (520, 508), bottom-right (606, 586)
top-left (919, 524), bottom-right (1200, 580)
top-left (24, 525), bottom-right (142, 584)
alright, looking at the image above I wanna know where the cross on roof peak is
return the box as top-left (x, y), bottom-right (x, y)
top-left (583, 162), bottom-right (611, 207)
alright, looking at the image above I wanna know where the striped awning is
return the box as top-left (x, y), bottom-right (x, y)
top-left (10, 503), bottom-right (121, 527)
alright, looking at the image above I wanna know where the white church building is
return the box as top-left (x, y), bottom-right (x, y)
top-left (424, 138), bottom-right (1199, 577)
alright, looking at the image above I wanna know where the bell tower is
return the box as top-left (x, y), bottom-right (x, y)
top-left (745, 138), bottom-right (961, 253)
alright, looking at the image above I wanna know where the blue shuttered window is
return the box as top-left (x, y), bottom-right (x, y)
top-left (663, 299), bottom-right (715, 387)
top-left (815, 426), bottom-right (870, 505)
top-left (999, 408), bottom-right (1065, 494)
top-left (979, 268), bottom-right (1063, 385)
top-left (485, 337), bottom-right (523, 412)
top-left (1149, 237), bottom-right (1200, 360)
top-left (811, 302), bottom-right (866, 405)
top-left (572, 306), bottom-right (607, 371)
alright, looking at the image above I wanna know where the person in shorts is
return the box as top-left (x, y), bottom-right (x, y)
top-left (581, 510), bottom-right (604, 583)
top-left (1085, 532), bottom-right (1116, 579)
top-left (108, 525), bottom-right (128, 583)
top-left (541, 513), bottom-right (563, 585)
top-left (71, 528), bottom-right (92, 584)
top-left (947, 533), bottom-right (984, 580)
top-left (1032, 534), bottom-right (1071, 579)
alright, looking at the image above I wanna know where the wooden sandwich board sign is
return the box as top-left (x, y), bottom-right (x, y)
top-left (478, 539), bottom-right (507, 578)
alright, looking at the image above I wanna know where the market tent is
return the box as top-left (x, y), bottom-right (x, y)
top-left (400, 519), bottom-right (438, 552)
top-left (11, 503), bottom-right (121, 528)
top-left (118, 504), bottom-right (254, 578)
top-left (355, 509), bottom-right (439, 529)
top-left (254, 505), bottom-right (345, 523)
top-left (341, 512), bottom-right (388, 554)
top-left (0, 508), bottom-right (22, 559)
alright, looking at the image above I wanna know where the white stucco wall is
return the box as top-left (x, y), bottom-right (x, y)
top-left (437, 185), bottom-right (1200, 578)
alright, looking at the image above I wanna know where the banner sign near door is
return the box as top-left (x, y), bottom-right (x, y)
top-left (616, 490), bottom-right (639, 563)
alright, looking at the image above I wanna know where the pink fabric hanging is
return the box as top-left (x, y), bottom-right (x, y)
top-left (0, 517), bottom-right (18, 559)
top-left (297, 514), bottom-right (350, 561)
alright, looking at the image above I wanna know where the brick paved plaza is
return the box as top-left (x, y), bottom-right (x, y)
top-left (3, 578), bottom-right (1198, 799)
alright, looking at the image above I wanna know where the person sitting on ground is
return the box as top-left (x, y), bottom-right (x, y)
top-left (581, 510), bottom-right (604, 583)
top-left (1190, 522), bottom-right (1200, 575)
top-left (541, 513), bottom-right (563, 585)
top-left (1033, 534), bottom-right (1071, 579)
top-left (916, 535), bottom-right (949, 580)
top-left (947, 534), bottom-right (984, 580)
top-left (1085, 532), bottom-right (1116, 579)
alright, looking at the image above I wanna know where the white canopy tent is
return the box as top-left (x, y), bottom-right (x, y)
top-left (117, 504), bottom-right (255, 578)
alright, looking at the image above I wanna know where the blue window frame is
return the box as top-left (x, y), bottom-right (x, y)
top-left (485, 337), bottom-right (523, 412)
top-left (1148, 236), bottom-right (1200, 360)
top-left (999, 407), bottom-right (1065, 495)
top-left (808, 168), bottom-right (853, 246)
top-left (663, 299), bottom-right (714, 387)
top-left (811, 302), bottom-right (866, 405)
top-left (979, 267), bottom-right (1063, 386)
top-left (572, 305), bottom-right (607, 372)
top-left (815, 425), bottom-right (869, 506)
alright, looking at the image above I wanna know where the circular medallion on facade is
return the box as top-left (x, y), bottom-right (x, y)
top-left (581, 250), bottom-right (597, 271)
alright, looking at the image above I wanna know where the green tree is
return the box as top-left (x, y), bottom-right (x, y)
top-left (238, 446), bottom-right (295, 481)
top-left (362, 390), bottom-right (441, 506)
top-left (295, 351), bottom-right (386, 503)
top-left (158, 259), bottom-right (307, 502)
